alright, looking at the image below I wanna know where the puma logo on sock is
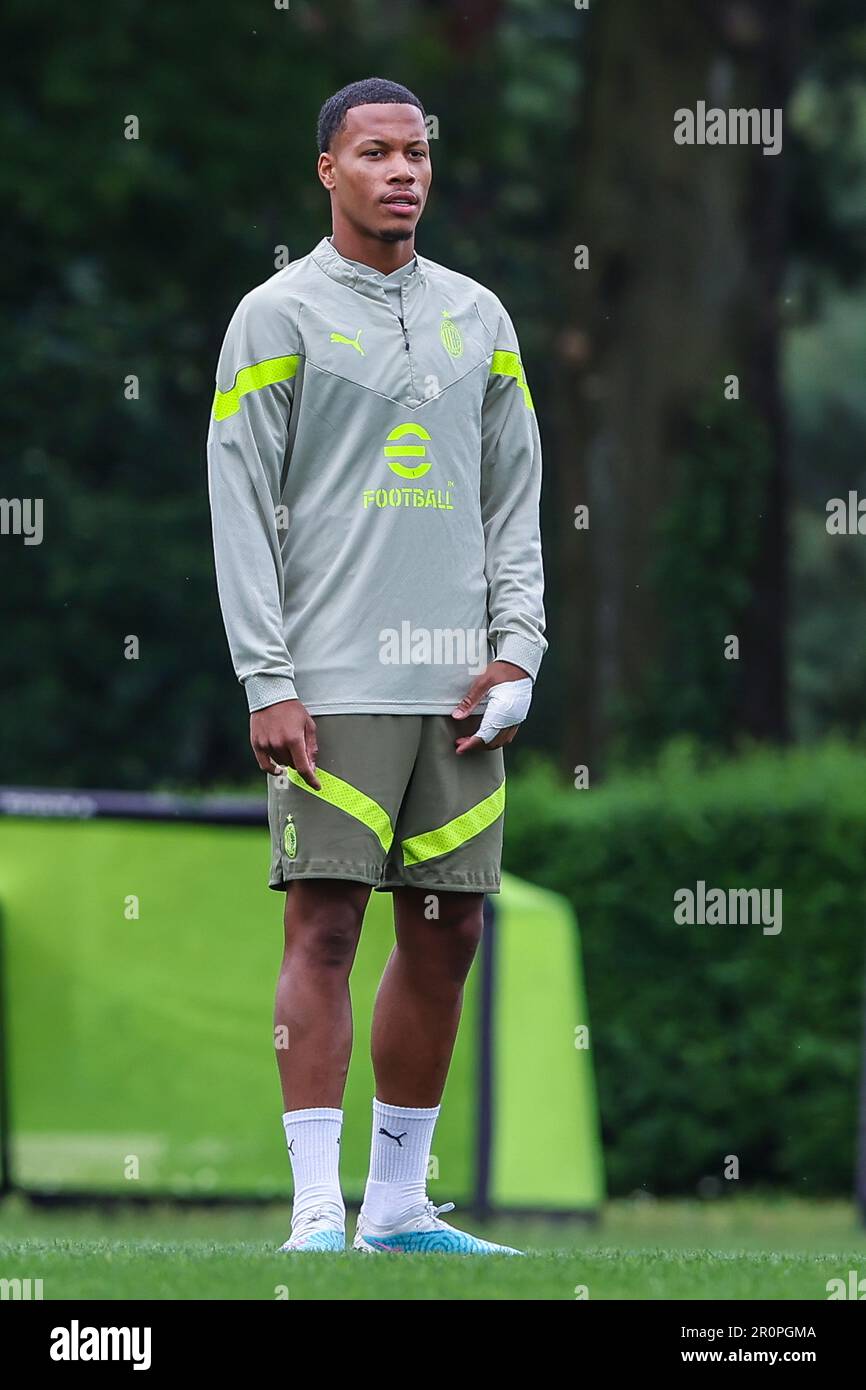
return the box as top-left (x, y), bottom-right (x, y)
top-left (379, 1127), bottom-right (408, 1146)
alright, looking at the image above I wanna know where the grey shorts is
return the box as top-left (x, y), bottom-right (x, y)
top-left (266, 713), bottom-right (506, 894)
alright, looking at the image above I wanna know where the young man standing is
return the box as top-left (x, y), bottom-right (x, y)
top-left (207, 77), bottom-right (546, 1255)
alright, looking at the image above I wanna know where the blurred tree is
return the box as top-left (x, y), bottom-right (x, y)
top-left (0, 0), bottom-right (576, 789)
top-left (557, 0), bottom-right (801, 767)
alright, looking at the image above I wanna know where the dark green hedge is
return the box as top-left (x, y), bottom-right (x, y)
top-left (502, 740), bottom-right (866, 1197)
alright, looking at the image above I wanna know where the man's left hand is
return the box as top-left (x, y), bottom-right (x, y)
top-left (451, 660), bottom-right (533, 754)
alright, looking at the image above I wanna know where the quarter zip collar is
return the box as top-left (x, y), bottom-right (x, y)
top-left (311, 235), bottom-right (427, 302)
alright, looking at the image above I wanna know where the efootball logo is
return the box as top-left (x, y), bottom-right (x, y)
top-left (440, 310), bottom-right (463, 357)
top-left (283, 814), bottom-right (297, 859)
top-left (384, 423), bottom-right (432, 480)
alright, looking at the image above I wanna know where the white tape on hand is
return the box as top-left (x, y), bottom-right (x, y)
top-left (474, 677), bottom-right (534, 745)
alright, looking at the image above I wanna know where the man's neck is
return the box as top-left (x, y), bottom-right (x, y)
top-left (328, 231), bottom-right (415, 276)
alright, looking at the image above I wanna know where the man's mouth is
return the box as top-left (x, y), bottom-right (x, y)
top-left (382, 194), bottom-right (418, 213)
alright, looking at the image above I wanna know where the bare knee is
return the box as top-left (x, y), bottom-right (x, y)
top-left (283, 881), bottom-right (370, 972)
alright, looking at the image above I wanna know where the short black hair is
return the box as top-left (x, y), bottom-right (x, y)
top-left (317, 77), bottom-right (426, 155)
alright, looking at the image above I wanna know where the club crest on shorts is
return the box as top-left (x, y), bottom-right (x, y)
top-left (283, 814), bottom-right (297, 859)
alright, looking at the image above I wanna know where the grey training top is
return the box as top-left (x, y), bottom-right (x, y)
top-left (206, 235), bottom-right (547, 715)
top-left (335, 241), bottom-right (418, 320)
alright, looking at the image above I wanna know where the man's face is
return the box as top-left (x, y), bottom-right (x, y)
top-left (319, 103), bottom-right (431, 242)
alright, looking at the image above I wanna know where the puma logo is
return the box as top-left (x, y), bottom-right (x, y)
top-left (379, 1127), bottom-right (408, 1146)
top-left (330, 328), bottom-right (365, 356)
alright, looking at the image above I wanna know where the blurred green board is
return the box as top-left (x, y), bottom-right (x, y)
top-left (0, 816), bottom-right (603, 1210)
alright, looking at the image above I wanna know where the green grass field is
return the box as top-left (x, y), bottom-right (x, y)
top-left (2, 1195), bottom-right (864, 1300)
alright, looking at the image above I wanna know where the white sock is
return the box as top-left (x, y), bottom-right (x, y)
top-left (282, 1107), bottom-right (345, 1230)
top-left (361, 1097), bottom-right (440, 1228)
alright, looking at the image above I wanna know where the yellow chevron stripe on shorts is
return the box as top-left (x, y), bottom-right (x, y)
top-left (490, 350), bottom-right (534, 410)
top-left (212, 355), bottom-right (300, 422)
top-left (401, 780), bottom-right (506, 867)
top-left (283, 766), bottom-right (394, 852)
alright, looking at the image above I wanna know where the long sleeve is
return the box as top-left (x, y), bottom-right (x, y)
top-left (479, 302), bottom-right (548, 681)
top-left (206, 287), bottom-right (301, 713)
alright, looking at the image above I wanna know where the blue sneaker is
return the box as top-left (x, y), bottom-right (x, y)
top-left (278, 1207), bottom-right (345, 1253)
top-left (352, 1199), bottom-right (524, 1256)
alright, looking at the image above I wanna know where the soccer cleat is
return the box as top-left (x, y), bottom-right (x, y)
top-left (278, 1207), bottom-right (345, 1253)
top-left (352, 1199), bottom-right (525, 1256)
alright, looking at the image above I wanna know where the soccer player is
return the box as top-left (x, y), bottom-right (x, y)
top-left (206, 77), bottom-right (547, 1254)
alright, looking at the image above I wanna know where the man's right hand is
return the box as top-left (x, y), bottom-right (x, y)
top-left (250, 699), bottom-right (320, 790)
